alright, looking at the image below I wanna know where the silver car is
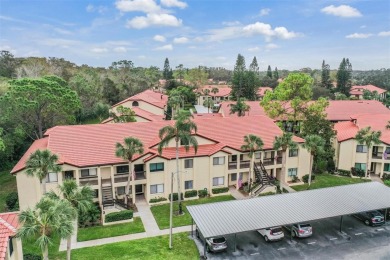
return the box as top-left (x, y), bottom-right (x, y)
top-left (284, 223), bottom-right (313, 238)
top-left (196, 228), bottom-right (228, 253)
top-left (257, 226), bottom-right (284, 242)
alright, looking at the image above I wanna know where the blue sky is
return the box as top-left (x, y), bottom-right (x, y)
top-left (1, 0), bottom-right (389, 70)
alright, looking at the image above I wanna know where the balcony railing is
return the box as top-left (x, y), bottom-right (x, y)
top-left (114, 174), bottom-right (129, 183)
top-left (228, 162), bottom-right (237, 170)
top-left (262, 158), bottom-right (275, 166)
top-left (240, 160), bottom-right (250, 169)
top-left (135, 171), bottom-right (146, 180)
top-left (79, 176), bottom-right (98, 186)
top-left (276, 157), bottom-right (283, 164)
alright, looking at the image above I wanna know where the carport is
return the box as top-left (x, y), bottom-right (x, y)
top-left (187, 182), bottom-right (390, 257)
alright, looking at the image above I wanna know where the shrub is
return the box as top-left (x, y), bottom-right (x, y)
top-left (105, 210), bottom-right (133, 223)
top-left (78, 202), bottom-right (101, 227)
top-left (24, 254), bottom-right (42, 260)
top-left (212, 187), bottom-right (229, 194)
top-left (168, 193), bottom-right (184, 201)
top-left (282, 188), bottom-right (289, 193)
top-left (149, 197), bottom-right (167, 203)
top-left (5, 192), bottom-right (19, 210)
top-left (384, 180), bottom-right (390, 187)
top-left (292, 176), bottom-right (299, 183)
top-left (383, 173), bottom-right (390, 181)
top-left (184, 190), bottom-right (197, 198)
top-left (337, 169), bottom-right (351, 177)
top-left (351, 167), bottom-right (365, 177)
top-left (302, 174), bottom-right (316, 183)
top-left (259, 192), bottom-right (276, 196)
top-left (198, 189), bottom-right (208, 198)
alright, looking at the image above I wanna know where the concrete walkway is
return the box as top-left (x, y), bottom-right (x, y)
top-left (371, 174), bottom-right (384, 184)
top-left (229, 187), bottom-right (247, 200)
top-left (281, 183), bottom-right (297, 193)
top-left (136, 197), bottom-right (161, 236)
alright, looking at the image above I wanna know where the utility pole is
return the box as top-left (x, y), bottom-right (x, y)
top-left (169, 171), bottom-right (174, 249)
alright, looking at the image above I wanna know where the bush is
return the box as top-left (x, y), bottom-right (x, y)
top-left (337, 169), bottom-right (351, 177)
top-left (24, 254), bottom-right (42, 260)
top-left (198, 189), bottom-right (208, 198)
top-left (384, 180), bottom-right (390, 187)
top-left (282, 188), bottom-right (289, 193)
top-left (351, 167), bottom-right (365, 178)
top-left (149, 197), bottom-right (167, 203)
top-left (78, 202), bottom-right (101, 227)
top-left (184, 190), bottom-right (197, 198)
top-left (105, 210), bottom-right (133, 223)
top-left (383, 173), bottom-right (390, 181)
top-left (302, 174), bottom-right (316, 183)
top-left (259, 192), bottom-right (276, 196)
top-left (5, 192), bottom-right (19, 210)
top-left (292, 176), bottom-right (299, 183)
top-left (168, 193), bottom-right (184, 201)
top-left (212, 187), bottom-right (229, 194)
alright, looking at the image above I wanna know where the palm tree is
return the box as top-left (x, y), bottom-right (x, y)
top-left (168, 95), bottom-right (182, 119)
top-left (273, 132), bottom-right (297, 189)
top-left (241, 134), bottom-right (264, 195)
top-left (203, 98), bottom-right (214, 113)
top-left (386, 121), bottom-right (390, 130)
top-left (158, 109), bottom-right (198, 214)
top-left (303, 135), bottom-right (325, 186)
top-left (355, 127), bottom-right (382, 178)
top-left (211, 87), bottom-right (219, 96)
top-left (25, 149), bottom-right (62, 194)
top-left (17, 196), bottom-right (76, 260)
top-left (229, 98), bottom-right (250, 117)
top-left (115, 137), bottom-right (144, 205)
top-left (47, 180), bottom-right (94, 260)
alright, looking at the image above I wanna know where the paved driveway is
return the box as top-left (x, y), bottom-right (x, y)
top-left (192, 216), bottom-right (390, 259)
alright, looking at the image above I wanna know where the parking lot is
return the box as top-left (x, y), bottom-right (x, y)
top-left (192, 216), bottom-right (390, 259)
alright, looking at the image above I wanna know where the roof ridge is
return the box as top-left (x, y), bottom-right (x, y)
top-left (0, 216), bottom-right (17, 233)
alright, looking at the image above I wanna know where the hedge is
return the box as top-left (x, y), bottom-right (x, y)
top-left (384, 180), bottom-right (390, 187)
top-left (149, 197), bottom-right (167, 203)
top-left (6, 192), bottom-right (19, 210)
top-left (169, 193), bottom-right (184, 201)
top-left (212, 187), bottom-right (229, 194)
top-left (337, 169), bottom-right (351, 177)
top-left (184, 190), bottom-right (197, 198)
top-left (198, 189), bottom-right (208, 198)
top-left (105, 210), bottom-right (133, 223)
top-left (383, 173), bottom-right (390, 181)
top-left (302, 174), bottom-right (316, 183)
top-left (24, 254), bottom-right (42, 260)
top-left (351, 167), bottom-right (365, 177)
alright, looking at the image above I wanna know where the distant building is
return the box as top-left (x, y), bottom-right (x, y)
top-left (0, 213), bottom-right (23, 260)
top-left (256, 87), bottom-right (273, 100)
top-left (196, 85), bottom-right (232, 105)
top-left (350, 85), bottom-right (387, 100)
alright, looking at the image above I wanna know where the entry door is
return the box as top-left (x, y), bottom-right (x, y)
top-left (135, 184), bottom-right (143, 194)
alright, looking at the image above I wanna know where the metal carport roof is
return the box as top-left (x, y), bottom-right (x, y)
top-left (187, 182), bottom-right (390, 238)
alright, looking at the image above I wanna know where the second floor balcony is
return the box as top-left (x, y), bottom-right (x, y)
top-left (228, 162), bottom-right (237, 170)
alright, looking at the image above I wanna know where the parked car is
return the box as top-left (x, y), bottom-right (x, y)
top-left (257, 226), bottom-right (284, 242)
top-left (283, 223), bottom-right (313, 238)
top-left (196, 228), bottom-right (227, 253)
top-left (378, 208), bottom-right (390, 221)
top-left (353, 211), bottom-right (385, 226)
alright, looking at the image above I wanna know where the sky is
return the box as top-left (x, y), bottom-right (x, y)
top-left (0, 0), bottom-right (389, 70)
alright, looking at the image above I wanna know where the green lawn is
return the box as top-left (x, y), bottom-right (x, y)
top-left (292, 174), bottom-right (371, 191)
top-left (77, 217), bottom-right (145, 242)
top-left (150, 195), bottom-right (235, 229)
top-left (0, 169), bottom-right (17, 212)
top-left (72, 232), bottom-right (198, 260)
top-left (22, 234), bottom-right (66, 260)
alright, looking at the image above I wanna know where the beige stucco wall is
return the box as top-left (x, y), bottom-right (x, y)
top-left (5, 237), bottom-right (23, 260)
top-left (113, 100), bottom-right (165, 116)
top-left (16, 172), bottom-right (42, 210)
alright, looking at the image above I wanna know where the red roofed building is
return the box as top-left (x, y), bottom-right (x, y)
top-left (196, 85), bottom-right (232, 105)
top-left (256, 87), bottom-right (273, 100)
top-left (334, 114), bottom-right (390, 177)
top-left (0, 213), bottom-right (22, 260)
top-left (12, 116), bottom-right (311, 210)
top-left (350, 85), bottom-right (387, 100)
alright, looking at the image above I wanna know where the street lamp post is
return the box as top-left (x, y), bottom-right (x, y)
top-left (169, 170), bottom-right (186, 249)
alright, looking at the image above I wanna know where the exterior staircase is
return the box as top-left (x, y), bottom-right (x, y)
top-left (251, 161), bottom-right (276, 197)
top-left (102, 183), bottom-right (114, 208)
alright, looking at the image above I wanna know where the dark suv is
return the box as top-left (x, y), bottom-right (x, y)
top-left (354, 211), bottom-right (385, 226)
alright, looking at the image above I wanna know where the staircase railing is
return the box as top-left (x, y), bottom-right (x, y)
top-left (250, 160), bottom-right (275, 197)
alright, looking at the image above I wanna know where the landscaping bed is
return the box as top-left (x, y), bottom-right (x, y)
top-left (150, 195), bottom-right (235, 229)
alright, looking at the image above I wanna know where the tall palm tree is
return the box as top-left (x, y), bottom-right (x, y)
top-left (115, 137), bottom-right (144, 205)
top-left (158, 109), bottom-right (198, 214)
top-left (25, 149), bottom-right (62, 194)
top-left (47, 180), bottom-right (94, 260)
top-left (17, 196), bottom-right (76, 260)
top-left (211, 87), bottom-right (219, 95)
top-left (241, 134), bottom-right (264, 195)
top-left (273, 132), bottom-right (297, 189)
top-left (355, 127), bottom-right (382, 177)
top-left (203, 98), bottom-right (214, 113)
top-left (303, 135), bottom-right (325, 186)
top-left (229, 98), bottom-right (250, 117)
top-left (168, 95), bottom-right (182, 119)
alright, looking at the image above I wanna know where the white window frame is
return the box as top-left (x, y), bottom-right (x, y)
top-left (150, 184), bottom-right (164, 194)
top-left (46, 172), bottom-right (58, 183)
top-left (289, 149), bottom-right (298, 157)
top-left (287, 168), bottom-right (298, 177)
top-left (213, 157), bottom-right (225, 165)
top-left (354, 163), bottom-right (366, 171)
top-left (184, 159), bottom-right (193, 169)
top-left (185, 180), bottom-right (193, 190)
top-left (80, 168), bottom-right (97, 178)
top-left (356, 145), bottom-right (368, 153)
top-left (212, 177), bottom-right (224, 186)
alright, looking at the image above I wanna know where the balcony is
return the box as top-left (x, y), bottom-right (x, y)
top-left (228, 162), bottom-right (237, 170)
top-left (135, 171), bottom-right (146, 180)
top-left (276, 157), bottom-right (283, 164)
top-left (240, 160), bottom-right (250, 169)
top-left (262, 158), bottom-right (275, 166)
top-left (114, 174), bottom-right (129, 183)
top-left (79, 176), bottom-right (98, 186)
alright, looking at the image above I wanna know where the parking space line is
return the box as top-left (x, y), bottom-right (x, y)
top-left (307, 242), bottom-right (316, 245)
top-left (277, 247), bottom-right (286, 250)
top-left (250, 252), bottom-right (260, 256)
top-left (329, 237), bottom-right (338, 241)
top-left (376, 228), bottom-right (384, 231)
top-left (355, 232), bottom-right (363, 236)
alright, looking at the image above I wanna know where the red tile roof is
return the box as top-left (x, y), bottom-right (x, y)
top-left (112, 89), bottom-right (168, 109)
top-left (257, 87), bottom-right (273, 97)
top-left (11, 116), bottom-right (303, 174)
top-left (198, 85), bottom-right (232, 97)
top-left (102, 107), bottom-right (165, 124)
top-left (219, 101), bottom-right (268, 117)
top-left (350, 85), bottom-right (387, 95)
top-left (0, 213), bottom-right (19, 260)
top-left (334, 114), bottom-right (390, 144)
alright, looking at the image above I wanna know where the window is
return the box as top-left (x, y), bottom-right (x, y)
top-left (213, 157), bottom-right (225, 165)
top-left (185, 180), bottom-right (193, 190)
top-left (213, 177), bottom-right (224, 186)
top-left (231, 173), bottom-right (237, 181)
top-left (150, 184), bottom-right (164, 194)
top-left (93, 189), bottom-right (99, 198)
top-left (184, 159), bottom-right (193, 169)
top-left (8, 238), bottom-right (13, 256)
top-left (255, 152), bottom-right (261, 159)
top-left (45, 172), bottom-right (58, 183)
top-left (132, 101), bottom-right (139, 107)
top-left (355, 163), bottom-right (366, 171)
top-left (356, 145), bottom-right (368, 153)
top-left (231, 155), bottom-right (237, 162)
top-left (117, 186), bottom-right (126, 195)
top-left (64, 171), bottom-right (74, 179)
top-left (384, 163), bottom-right (390, 172)
top-left (116, 165), bottom-right (129, 174)
top-left (288, 168), bottom-right (298, 177)
top-left (81, 168), bottom-right (97, 178)
top-left (150, 163), bottom-right (164, 172)
top-left (289, 149), bottom-right (298, 157)
top-left (240, 154), bottom-right (244, 160)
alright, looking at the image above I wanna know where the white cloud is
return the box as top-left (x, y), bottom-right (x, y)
top-left (378, 31), bottom-right (390, 37)
top-left (173, 37), bottom-right (189, 44)
top-left (345, 33), bottom-right (372, 39)
top-left (161, 0), bottom-right (187, 9)
top-left (91, 47), bottom-right (108, 53)
top-left (248, 46), bottom-right (260, 52)
top-left (154, 44), bottom-right (173, 51)
top-left (126, 13), bottom-right (182, 29)
top-left (360, 25), bottom-right (366, 29)
top-left (115, 0), bottom-right (161, 13)
top-left (86, 4), bottom-right (107, 14)
top-left (36, 38), bottom-right (81, 47)
top-left (321, 5), bottom-right (362, 18)
top-left (274, 27), bottom-right (301, 39)
top-left (113, 47), bottom-right (127, 53)
top-left (0, 45), bottom-right (16, 54)
top-left (153, 35), bottom-right (166, 42)
top-left (86, 4), bottom-right (94, 12)
top-left (259, 8), bottom-right (270, 16)
top-left (105, 40), bottom-right (132, 46)
top-left (222, 21), bottom-right (241, 26)
top-left (265, 43), bottom-right (278, 50)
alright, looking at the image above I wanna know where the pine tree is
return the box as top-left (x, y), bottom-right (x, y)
top-left (232, 54), bottom-right (246, 99)
top-left (246, 57), bottom-right (260, 100)
top-left (266, 65), bottom-right (272, 78)
top-left (336, 58), bottom-right (352, 96)
top-left (163, 58), bottom-right (173, 80)
top-left (249, 57), bottom-right (259, 73)
top-left (273, 67), bottom-right (279, 80)
top-left (321, 60), bottom-right (332, 89)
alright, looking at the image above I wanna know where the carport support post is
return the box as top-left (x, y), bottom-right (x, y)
top-left (191, 219), bottom-right (194, 237)
top-left (290, 225), bottom-right (294, 241)
top-left (340, 216), bottom-right (344, 232)
top-left (385, 208), bottom-right (388, 223)
top-left (204, 239), bottom-right (207, 258)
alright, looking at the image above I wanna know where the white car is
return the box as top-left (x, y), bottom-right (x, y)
top-left (257, 226), bottom-right (284, 242)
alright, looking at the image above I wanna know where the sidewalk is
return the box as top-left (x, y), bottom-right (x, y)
top-left (136, 197), bottom-right (161, 236)
top-left (229, 186), bottom-right (247, 200)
